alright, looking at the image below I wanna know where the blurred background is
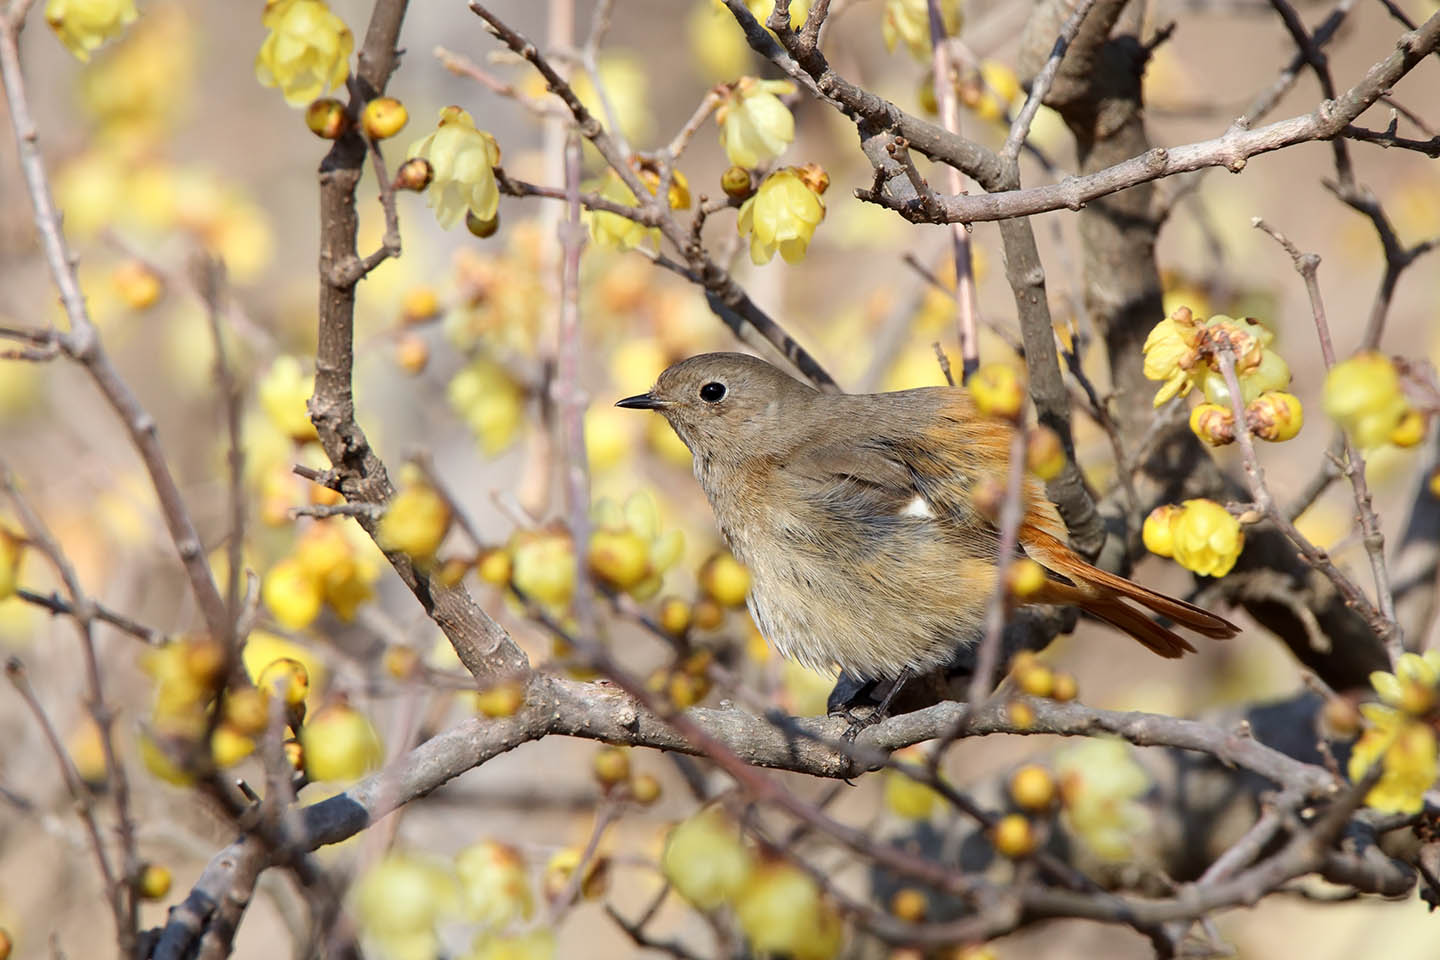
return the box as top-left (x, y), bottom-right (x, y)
top-left (1, 0), bottom-right (1438, 956)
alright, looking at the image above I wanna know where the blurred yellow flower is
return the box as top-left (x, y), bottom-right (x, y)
top-left (243, 630), bottom-right (325, 705)
top-left (454, 840), bottom-right (532, 929)
top-left (571, 54), bottom-right (653, 144)
top-left (967, 363), bottom-right (1024, 420)
top-left (377, 484), bottom-right (452, 562)
top-left (746, 0), bottom-right (809, 31)
top-left (0, 527), bottom-right (23, 602)
top-left (688, 2), bottom-right (752, 81)
top-left (254, 0), bottom-right (353, 107)
top-left (586, 170), bottom-right (652, 251)
top-left (406, 107), bottom-right (502, 230)
top-left (662, 809), bottom-right (753, 909)
top-left (882, 0), bottom-right (961, 62)
top-left (1168, 498), bottom-right (1243, 577)
top-left (80, 5), bottom-right (194, 133)
top-left (737, 167), bottom-right (825, 264)
top-left (509, 529), bottom-right (576, 609)
top-left (258, 355), bottom-right (319, 443)
top-left (464, 930), bottom-right (556, 960)
top-left (1348, 703), bottom-right (1438, 814)
top-left (301, 702), bottom-right (383, 781)
top-left (734, 861), bottom-right (843, 960)
top-left (354, 852), bottom-right (458, 950)
top-left (262, 556), bottom-right (325, 630)
top-left (45, 0), bottom-right (137, 62)
top-left (446, 358), bottom-right (525, 454)
top-left (717, 78), bottom-right (796, 168)
top-left (1056, 738), bottom-right (1152, 861)
top-left (1323, 351), bottom-right (1412, 449)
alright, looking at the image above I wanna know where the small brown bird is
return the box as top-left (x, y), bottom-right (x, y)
top-left (617, 353), bottom-right (1237, 688)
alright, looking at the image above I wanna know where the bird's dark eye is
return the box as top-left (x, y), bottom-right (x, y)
top-left (699, 381), bottom-right (726, 403)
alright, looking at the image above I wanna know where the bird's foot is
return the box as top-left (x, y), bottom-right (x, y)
top-left (829, 669), bottom-right (914, 745)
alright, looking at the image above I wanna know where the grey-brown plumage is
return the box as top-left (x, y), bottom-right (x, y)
top-left (617, 353), bottom-right (1237, 681)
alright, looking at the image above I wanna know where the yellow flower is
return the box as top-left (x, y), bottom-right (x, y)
top-left (735, 861), bottom-right (843, 960)
top-left (406, 107), bottom-right (502, 230)
top-left (882, 0), bottom-right (962, 62)
top-left (464, 930), bottom-right (556, 960)
top-left (446, 358), bottom-right (524, 454)
top-left (966, 61), bottom-right (1021, 124)
top-left (258, 356), bottom-right (318, 443)
top-left (1142, 309), bottom-right (1201, 407)
top-left (354, 852), bottom-right (459, 941)
top-left (1323, 351), bottom-right (1410, 449)
top-left (509, 529), bottom-right (576, 609)
top-left (0, 526), bottom-right (23, 602)
top-left (586, 170), bottom-right (652, 251)
top-left (689, 2), bottom-right (752, 81)
top-left (262, 556), bottom-right (324, 630)
top-left (300, 702), bottom-right (383, 781)
top-left (45, 0), bottom-right (137, 62)
top-left (1348, 703), bottom-right (1438, 814)
top-left (967, 364), bottom-right (1025, 420)
top-left (737, 168), bottom-right (825, 264)
top-left (455, 840), bottom-right (533, 929)
top-left (717, 78), bottom-right (796, 168)
top-left (745, 0), bottom-right (809, 32)
top-left (662, 809), bottom-right (753, 909)
top-left (377, 484), bottom-right (452, 562)
top-left (254, 0), bottom-right (353, 107)
top-left (1056, 738), bottom-right (1152, 861)
top-left (1169, 498), bottom-right (1243, 577)
top-left (1370, 651), bottom-right (1440, 716)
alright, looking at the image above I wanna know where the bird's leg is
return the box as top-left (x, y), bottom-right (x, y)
top-left (835, 668), bottom-right (914, 745)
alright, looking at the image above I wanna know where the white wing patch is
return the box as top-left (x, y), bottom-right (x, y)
top-left (900, 494), bottom-right (935, 519)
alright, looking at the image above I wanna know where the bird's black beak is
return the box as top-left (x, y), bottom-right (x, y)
top-left (615, 393), bottom-right (666, 410)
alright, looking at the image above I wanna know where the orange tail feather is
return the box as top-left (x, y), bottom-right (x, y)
top-left (1019, 526), bottom-right (1240, 656)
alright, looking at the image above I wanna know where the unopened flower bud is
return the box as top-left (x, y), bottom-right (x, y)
top-left (991, 813), bottom-right (1037, 857)
top-left (721, 164), bottom-right (754, 200)
top-left (394, 157), bottom-right (433, 191)
top-left (305, 98), bottom-right (350, 139)
top-left (362, 96), bottom-right (408, 140)
top-left (795, 161), bottom-right (830, 195)
top-left (395, 333), bottom-right (429, 375)
top-left (1189, 402), bottom-right (1236, 446)
top-left (466, 209), bottom-right (501, 238)
top-left (1247, 391), bottom-right (1303, 442)
top-left (1390, 409), bottom-right (1426, 448)
top-left (1025, 426), bottom-right (1064, 480)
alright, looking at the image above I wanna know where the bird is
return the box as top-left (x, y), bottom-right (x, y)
top-left (616, 352), bottom-right (1238, 699)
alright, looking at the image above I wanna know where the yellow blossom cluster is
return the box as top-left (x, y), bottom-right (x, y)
top-left (137, 630), bottom-right (328, 784)
top-left (254, 0), bottom-right (354, 107)
top-left (586, 165), bottom-right (691, 251)
top-left (737, 165), bottom-right (828, 264)
top-left (1322, 351), bottom-right (1429, 450)
top-left (261, 520), bottom-right (382, 630)
top-left (1055, 738), bottom-right (1153, 861)
top-left (1348, 652), bottom-right (1440, 813)
top-left (1142, 499), bottom-right (1245, 577)
top-left (1143, 307), bottom-right (1302, 446)
top-left (663, 809), bottom-right (842, 959)
top-left (352, 839), bottom-right (571, 960)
